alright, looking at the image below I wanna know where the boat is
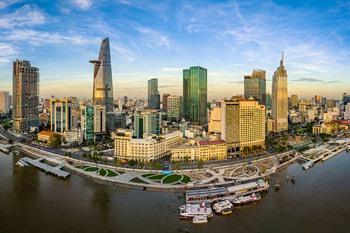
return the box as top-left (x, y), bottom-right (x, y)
top-left (232, 193), bottom-right (261, 205)
top-left (179, 202), bottom-right (213, 219)
top-left (291, 176), bottom-right (296, 184)
top-left (16, 159), bottom-right (29, 167)
top-left (302, 161), bottom-right (314, 170)
top-left (192, 215), bottom-right (208, 224)
top-left (186, 179), bottom-right (269, 204)
top-left (212, 200), bottom-right (234, 215)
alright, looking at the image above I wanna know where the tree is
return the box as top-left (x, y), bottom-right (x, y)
top-left (64, 152), bottom-right (72, 157)
top-left (197, 160), bottom-right (204, 169)
top-left (48, 133), bottom-right (62, 148)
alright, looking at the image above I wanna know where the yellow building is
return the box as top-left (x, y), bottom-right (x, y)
top-left (114, 130), bottom-right (182, 162)
top-left (208, 107), bottom-right (221, 133)
top-left (171, 140), bottom-right (227, 162)
top-left (221, 97), bottom-right (265, 155)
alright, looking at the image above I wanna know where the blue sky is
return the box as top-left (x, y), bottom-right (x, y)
top-left (0, 0), bottom-right (349, 99)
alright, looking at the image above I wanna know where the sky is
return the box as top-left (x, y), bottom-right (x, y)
top-left (0, 0), bottom-right (350, 100)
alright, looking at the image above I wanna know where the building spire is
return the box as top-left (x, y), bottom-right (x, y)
top-left (280, 51), bottom-right (284, 67)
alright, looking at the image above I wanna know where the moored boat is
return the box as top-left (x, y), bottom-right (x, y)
top-left (232, 193), bottom-right (261, 205)
top-left (212, 200), bottom-right (234, 215)
top-left (179, 202), bottom-right (213, 219)
top-left (192, 215), bottom-right (208, 224)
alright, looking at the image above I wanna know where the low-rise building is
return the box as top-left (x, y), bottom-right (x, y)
top-left (63, 129), bottom-right (84, 144)
top-left (37, 130), bottom-right (55, 142)
top-left (114, 130), bottom-right (182, 162)
top-left (171, 140), bottom-right (227, 162)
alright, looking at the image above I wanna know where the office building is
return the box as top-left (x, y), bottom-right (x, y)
top-left (183, 66), bottom-right (207, 125)
top-left (290, 94), bottom-right (298, 108)
top-left (12, 60), bottom-right (39, 132)
top-left (148, 78), bottom-right (160, 109)
top-left (0, 91), bottom-right (10, 114)
top-left (167, 95), bottom-right (182, 121)
top-left (271, 53), bottom-right (288, 132)
top-left (208, 107), bottom-right (221, 133)
top-left (50, 98), bottom-right (73, 133)
top-left (162, 94), bottom-right (170, 111)
top-left (133, 110), bottom-right (161, 138)
top-left (244, 69), bottom-right (266, 105)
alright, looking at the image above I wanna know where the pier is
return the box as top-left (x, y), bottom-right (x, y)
top-left (21, 157), bottom-right (70, 179)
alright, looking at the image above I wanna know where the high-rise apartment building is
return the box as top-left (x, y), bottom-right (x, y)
top-left (162, 94), bottom-right (170, 111)
top-left (80, 104), bottom-right (94, 141)
top-left (148, 78), bottom-right (160, 109)
top-left (50, 98), bottom-right (73, 133)
top-left (0, 91), bottom-right (10, 114)
top-left (90, 38), bottom-right (114, 132)
top-left (133, 110), bottom-right (161, 138)
top-left (12, 60), bottom-right (39, 132)
top-left (290, 94), bottom-right (298, 108)
top-left (221, 97), bottom-right (266, 155)
top-left (167, 95), bottom-right (182, 121)
top-left (208, 107), bottom-right (221, 133)
top-left (244, 69), bottom-right (266, 105)
top-left (271, 53), bottom-right (288, 133)
top-left (183, 66), bottom-right (207, 125)
top-left (93, 105), bottom-right (106, 134)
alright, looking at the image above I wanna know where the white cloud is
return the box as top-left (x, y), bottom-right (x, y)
top-left (0, 43), bottom-right (18, 63)
top-left (161, 67), bottom-right (181, 72)
top-left (0, 4), bottom-right (45, 28)
top-left (71, 0), bottom-right (93, 11)
top-left (111, 44), bottom-right (137, 62)
top-left (0, 0), bottom-right (20, 9)
top-left (136, 26), bottom-right (170, 49)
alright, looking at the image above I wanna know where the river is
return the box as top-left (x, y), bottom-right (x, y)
top-left (1, 151), bottom-right (350, 233)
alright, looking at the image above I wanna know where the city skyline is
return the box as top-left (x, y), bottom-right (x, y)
top-left (0, 0), bottom-right (349, 99)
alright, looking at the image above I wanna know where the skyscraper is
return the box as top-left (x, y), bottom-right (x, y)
top-left (0, 91), bottom-right (10, 114)
top-left (290, 94), bottom-right (298, 108)
top-left (244, 69), bottom-right (266, 105)
top-left (271, 53), bottom-right (288, 133)
top-left (183, 66), bottom-right (207, 125)
top-left (148, 78), bottom-right (160, 109)
top-left (167, 95), bottom-right (182, 121)
top-left (90, 38), bottom-right (114, 132)
top-left (90, 38), bottom-right (114, 112)
top-left (162, 94), bottom-right (170, 111)
top-left (133, 110), bottom-right (161, 138)
top-left (13, 60), bottom-right (39, 132)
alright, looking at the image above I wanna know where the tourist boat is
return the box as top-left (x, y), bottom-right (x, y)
top-left (302, 161), bottom-right (314, 170)
top-left (186, 179), bottom-right (269, 204)
top-left (212, 200), bottom-right (234, 215)
top-left (192, 215), bottom-right (208, 224)
top-left (179, 202), bottom-right (213, 219)
top-left (16, 159), bottom-right (29, 167)
top-left (232, 193), bottom-right (261, 205)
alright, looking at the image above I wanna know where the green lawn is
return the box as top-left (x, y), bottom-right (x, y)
top-left (75, 165), bottom-right (88, 169)
top-left (130, 177), bottom-right (149, 184)
top-left (141, 173), bottom-right (155, 178)
top-left (148, 174), bottom-right (167, 180)
top-left (181, 175), bottom-right (191, 184)
top-left (84, 167), bottom-right (99, 172)
top-left (162, 174), bottom-right (182, 184)
top-left (98, 169), bottom-right (107, 176)
top-left (106, 169), bottom-right (118, 177)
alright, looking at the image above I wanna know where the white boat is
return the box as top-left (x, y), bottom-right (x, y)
top-left (302, 161), bottom-right (314, 170)
top-left (212, 200), bottom-right (234, 215)
top-left (179, 202), bottom-right (213, 219)
top-left (192, 215), bottom-right (208, 224)
top-left (232, 193), bottom-right (261, 205)
top-left (16, 159), bottom-right (29, 167)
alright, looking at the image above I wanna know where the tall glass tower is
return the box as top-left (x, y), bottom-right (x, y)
top-left (90, 38), bottom-right (114, 112)
top-left (148, 78), bottom-right (160, 109)
top-left (183, 66), bottom-right (207, 125)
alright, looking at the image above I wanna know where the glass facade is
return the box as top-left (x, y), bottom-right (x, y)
top-left (183, 66), bottom-right (207, 125)
top-left (148, 78), bottom-right (160, 109)
top-left (244, 69), bottom-right (266, 105)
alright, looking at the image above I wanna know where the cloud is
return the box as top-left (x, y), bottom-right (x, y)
top-left (136, 26), bottom-right (170, 49)
top-left (71, 0), bottom-right (93, 11)
top-left (292, 78), bottom-right (341, 84)
top-left (0, 43), bottom-right (18, 63)
top-left (230, 80), bottom-right (244, 84)
top-left (0, 4), bottom-right (45, 28)
top-left (4, 29), bottom-right (95, 45)
top-left (161, 67), bottom-right (181, 72)
top-left (0, 0), bottom-right (20, 9)
top-left (111, 44), bottom-right (137, 62)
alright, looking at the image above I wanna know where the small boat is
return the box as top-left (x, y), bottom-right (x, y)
top-left (274, 183), bottom-right (280, 191)
top-left (302, 161), bottom-right (313, 170)
top-left (192, 215), bottom-right (208, 224)
top-left (232, 193), bottom-right (261, 205)
top-left (212, 200), bottom-right (234, 215)
top-left (291, 176), bottom-right (296, 184)
top-left (179, 202), bottom-right (213, 219)
top-left (16, 159), bottom-right (29, 167)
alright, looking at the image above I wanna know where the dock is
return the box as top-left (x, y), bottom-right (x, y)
top-left (21, 157), bottom-right (70, 178)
